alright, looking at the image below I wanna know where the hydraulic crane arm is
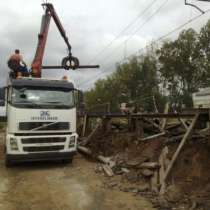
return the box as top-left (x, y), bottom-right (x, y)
top-left (31, 3), bottom-right (79, 77)
top-left (47, 3), bottom-right (72, 53)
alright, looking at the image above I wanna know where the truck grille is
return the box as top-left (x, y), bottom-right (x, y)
top-left (19, 122), bottom-right (70, 131)
top-left (23, 145), bottom-right (64, 152)
top-left (21, 137), bottom-right (66, 144)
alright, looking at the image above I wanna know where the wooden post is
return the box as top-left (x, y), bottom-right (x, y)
top-left (78, 146), bottom-right (115, 165)
top-left (135, 118), bottom-right (144, 138)
top-left (102, 117), bottom-right (111, 133)
top-left (82, 115), bottom-right (87, 137)
top-left (153, 95), bottom-right (159, 113)
top-left (82, 114), bottom-right (89, 137)
top-left (106, 102), bottom-right (111, 114)
top-left (83, 121), bottom-right (102, 146)
top-left (140, 132), bottom-right (166, 141)
top-left (128, 114), bottom-right (132, 132)
top-left (160, 113), bottom-right (199, 194)
top-left (179, 118), bottom-right (188, 130)
top-left (159, 146), bottom-right (169, 194)
top-left (151, 171), bottom-right (159, 193)
top-left (161, 102), bottom-right (169, 130)
top-left (144, 118), bottom-right (163, 132)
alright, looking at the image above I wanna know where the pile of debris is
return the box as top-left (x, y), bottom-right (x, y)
top-left (79, 134), bottom-right (163, 184)
top-left (78, 113), bottom-right (210, 209)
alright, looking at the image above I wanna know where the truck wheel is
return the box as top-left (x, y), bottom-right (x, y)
top-left (5, 156), bottom-right (13, 168)
top-left (62, 157), bottom-right (73, 164)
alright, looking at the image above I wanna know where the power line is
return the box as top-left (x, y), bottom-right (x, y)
top-left (154, 8), bottom-right (210, 42)
top-left (78, 0), bottom-right (170, 88)
top-left (87, 0), bottom-right (158, 64)
top-left (78, 8), bottom-right (210, 89)
top-left (93, 0), bottom-right (170, 65)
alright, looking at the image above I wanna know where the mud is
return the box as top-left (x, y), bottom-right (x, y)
top-left (0, 135), bottom-right (155, 210)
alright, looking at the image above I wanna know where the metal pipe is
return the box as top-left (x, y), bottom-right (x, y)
top-left (78, 112), bottom-right (198, 118)
top-left (42, 65), bottom-right (100, 69)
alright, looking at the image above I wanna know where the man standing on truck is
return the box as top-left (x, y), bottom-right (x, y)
top-left (7, 49), bottom-right (29, 77)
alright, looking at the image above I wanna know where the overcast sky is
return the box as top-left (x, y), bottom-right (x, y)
top-left (1, 0), bottom-right (210, 90)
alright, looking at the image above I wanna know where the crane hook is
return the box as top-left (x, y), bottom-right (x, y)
top-left (61, 56), bottom-right (80, 70)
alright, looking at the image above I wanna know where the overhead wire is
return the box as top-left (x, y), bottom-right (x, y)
top-left (87, 0), bottom-right (158, 64)
top-left (78, 0), bottom-right (170, 88)
top-left (92, 0), bottom-right (170, 65)
top-left (78, 8), bottom-right (210, 89)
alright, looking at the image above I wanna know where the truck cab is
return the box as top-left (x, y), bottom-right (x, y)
top-left (4, 76), bottom-right (78, 166)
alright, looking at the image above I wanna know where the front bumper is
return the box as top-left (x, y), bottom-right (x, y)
top-left (6, 151), bottom-right (76, 163)
top-left (6, 133), bottom-right (78, 155)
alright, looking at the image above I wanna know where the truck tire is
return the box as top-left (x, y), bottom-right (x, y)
top-left (61, 56), bottom-right (79, 70)
top-left (62, 157), bottom-right (73, 164)
top-left (5, 156), bottom-right (14, 168)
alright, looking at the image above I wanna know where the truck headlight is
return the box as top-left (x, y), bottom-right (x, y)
top-left (10, 138), bottom-right (18, 150)
top-left (69, 136), bottom-right (76, 148)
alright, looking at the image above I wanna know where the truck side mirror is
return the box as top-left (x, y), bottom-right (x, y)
top-left (0, 88), bottom-right (5, 107)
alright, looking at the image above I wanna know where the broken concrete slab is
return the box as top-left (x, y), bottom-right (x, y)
top-left (138, 162), bottom-right (160, 170)
top-left (126, 157), bottom-right (149, 168)
top-left (140, 169), bottom-right (154, 177)
top-left (102, 165), bottom-right (114, 177)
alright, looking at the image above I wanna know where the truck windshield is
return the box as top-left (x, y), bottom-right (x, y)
top-left (11, 87), bottom-right (75, 109)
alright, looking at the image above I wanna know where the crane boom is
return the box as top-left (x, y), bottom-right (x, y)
top-left (47, 4), bottom-right (72, 52)
top-left (31, 3), bottom-right (77, 77)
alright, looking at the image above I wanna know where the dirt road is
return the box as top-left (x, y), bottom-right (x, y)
top-left (0, 136), bottom-right (155, 210)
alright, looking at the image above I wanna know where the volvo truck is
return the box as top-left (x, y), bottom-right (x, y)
top-left (3, 77), bottom-right (78, 166)
top-left (0, 3), bottom-right (98, 166)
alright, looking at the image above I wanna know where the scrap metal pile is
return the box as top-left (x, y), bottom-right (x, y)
top-left (78, 112), bottom-right (210, 210)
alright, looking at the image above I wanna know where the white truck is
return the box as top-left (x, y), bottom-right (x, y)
top-left (0, 77), bottom-right (78, 166)
top-left (0, 3), bottom-right (98, 166)
top-left (192, 87), bottom-right (210, 108)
